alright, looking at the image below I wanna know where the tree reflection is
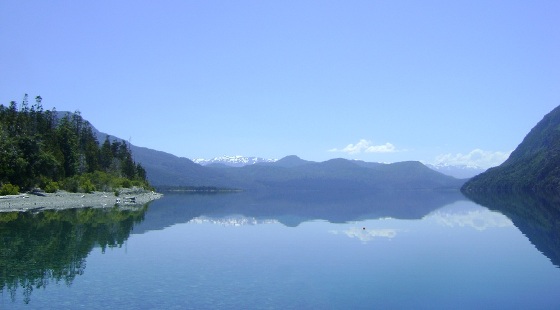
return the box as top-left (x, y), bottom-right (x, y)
top-left (0, 206), bottom-right (147, 304)
top-left (464, 191), bottom-right (560, 267)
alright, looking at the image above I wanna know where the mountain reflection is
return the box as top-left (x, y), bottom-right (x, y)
top-left (464, 191), bottom-right (560, 267)
top-left (0, 206), bottom-right (147, 304)
top-left (132, 189), bottom-right (467, 234)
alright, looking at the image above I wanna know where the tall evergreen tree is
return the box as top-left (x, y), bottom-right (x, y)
top-left (57, 116), bottom-right (79, 178)
top-left (99, 136), bottom-right (113, 171)
top-left (0, 97), bottom-right (151, 192)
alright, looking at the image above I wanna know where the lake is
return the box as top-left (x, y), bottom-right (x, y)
top-left (2, 190), bottom-right (560, 309)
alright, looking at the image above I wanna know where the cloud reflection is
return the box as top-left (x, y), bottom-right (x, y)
top-left (330, 227), bottom-right (399, 243)
top-left (429, 209), bottom-right (513, 231)
top-left (188, 216), bottom-right (278, 227)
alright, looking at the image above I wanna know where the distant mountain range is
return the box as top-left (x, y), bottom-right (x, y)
top-left (462, 104), bottom-right (560, 193)
top-left (76, 116), bottom-right (467, 191)
top-left (120, 147), bottom-right (467, 191)
top-left (190, 155), bottom-right (484, 178)
top-left (210, 156), bottom-right (466, 190)
top-left (126, 144), bottom-right (467, 190)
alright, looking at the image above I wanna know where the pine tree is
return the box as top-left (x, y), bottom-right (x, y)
top-left (57, 116), bottom-right (79, 178)
top-left (0, 96), bottom-right (152, 192)
top-left (100, 136), bottom-right (113, 171)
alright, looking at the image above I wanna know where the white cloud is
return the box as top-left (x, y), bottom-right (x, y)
top-left (329, 139), bottom-right (398, 154)
top-left (433, 149), bottom-right (511, 169)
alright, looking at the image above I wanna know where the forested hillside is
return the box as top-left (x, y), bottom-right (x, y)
top-left (0, 95), bottom-right (149, 194)
top-left (462, 104), bottom-right (560, 193)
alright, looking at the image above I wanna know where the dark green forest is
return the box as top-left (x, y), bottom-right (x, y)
top-left (0, 95), bottom-right (150, 194)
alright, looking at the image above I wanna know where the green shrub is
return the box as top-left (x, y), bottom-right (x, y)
top-left (120, 179), bottom-right (132, 188)
top-left (0, 183), bottom-right (20, 195)
top-left (80, 178), bottom-right (95, 193)
top-left (44, 181), bottom-right (59, 193)
top-left (63, 177), bottom-right (80, 193)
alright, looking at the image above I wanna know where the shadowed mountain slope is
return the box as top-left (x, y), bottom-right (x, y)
top-left (81, 116), bottom-right (464, 190)
top-left (463, 105), bottom-right (560, 193)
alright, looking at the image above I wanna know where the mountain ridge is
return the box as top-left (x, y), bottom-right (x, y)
top-left (188, 154), bottom-right (482, 178)
top-left (78, 115), bottom-right (466, 190)
top-left (462, 104), bottom-right (560, 193)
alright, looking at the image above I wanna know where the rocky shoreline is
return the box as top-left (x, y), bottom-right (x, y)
top-left (0, 187), bottom-right (163, 212)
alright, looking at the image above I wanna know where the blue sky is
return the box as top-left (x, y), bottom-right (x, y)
top-left (1, 1), bottom-right (559, 168)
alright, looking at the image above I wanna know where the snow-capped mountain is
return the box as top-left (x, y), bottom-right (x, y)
top-left (191, 155), bottom-right (277, 167)
top-left (426, 163), bottom-right (486, 179)
top-left (191, 155), bottom-right (484, 178)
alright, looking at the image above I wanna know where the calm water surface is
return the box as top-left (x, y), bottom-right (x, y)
top-left (2, 190), bottom-right (560, 309)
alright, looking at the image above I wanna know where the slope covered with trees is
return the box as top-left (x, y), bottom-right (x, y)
top-left (462, 104), bottom-right (560, 193)
top-left (0, 95), bottom-right (149, 194)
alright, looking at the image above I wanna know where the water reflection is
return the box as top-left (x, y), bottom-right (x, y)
top-left (330, 227), bottom-right (399, 243)
top-left (4, 189), bottom-right (560, 307)
top-left (428, 203), bottom-right (513, 230)
top-left (0, 206), bottom-right (147, 304)
top-left (464, 191), bottom-right (560, 267)
top-left (132, 189), bottom-right (466, 233)
top-left (188, 216), bottom-right (278, 226)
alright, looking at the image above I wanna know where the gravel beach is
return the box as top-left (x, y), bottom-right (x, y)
top-left (0, 187), bottom-right (163, 212)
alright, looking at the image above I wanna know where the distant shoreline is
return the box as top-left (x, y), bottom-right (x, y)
top-left (0, 187), bottom-right (162, 212)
